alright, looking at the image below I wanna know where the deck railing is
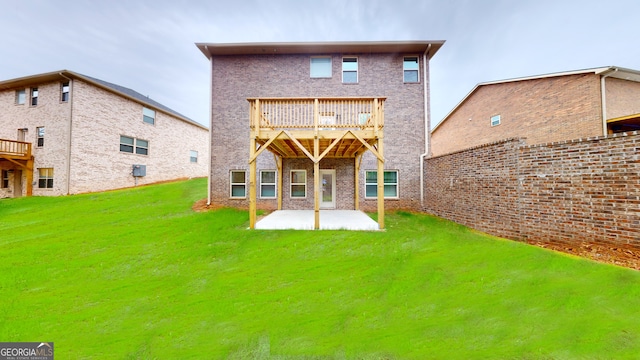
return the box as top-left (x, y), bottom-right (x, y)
top-left (0, 139), bottom-right (32, 159)
top-left (249, 97), bottom-right (385, 132)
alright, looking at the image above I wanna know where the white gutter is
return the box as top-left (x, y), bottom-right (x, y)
top-left (206, 46), bottom-right (213, 205)
top-left (419, 44), bottom-right (432, 208)
top-left (59, 72), bottom-right (73, 195)
top-left (600, 67), bottom-right (618, 137)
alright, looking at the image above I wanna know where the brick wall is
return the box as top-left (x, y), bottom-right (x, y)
top-left (431, 74), bottom-right (603, 156)
top-left (424, 132), bottom-right (640, 248)
top-left (605, 77), bottom-right (640, 119)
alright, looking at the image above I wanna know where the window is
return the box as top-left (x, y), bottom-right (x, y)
top-left (30, 87), bottom-right (38, 106)
top-left (491, 115), bottom-right (501, 127)
top-left (342, 57), bottom-right (358, 83)
top-left (290, 170), bottom-right (306, 198)
top-left (36, 127), bottom-right (45, 147)
top-left (143, 107), bottom-right (156, 125)
top-left (403, 56), bottom-right (419, 82)
top-left (61, 82), bottom-right (70, 102)
top-left (135, 139), bottom-right (149, 155)
top-left (310, 57), bottom-right (332, 78)
top-left (1, 170), bottom-right (9, 188)
top-left (365, 170), bottom-right (398, 198)
top-left (15, 89), bottom-right (25, 104)
top-left (38, 168), bottom-right (54, 189)
top-left (120, 136), bottom-right (148, 155)
top-left (190, 150), bottom-right (198, 163)
top-left (230, 170), bottom-right (246, 198)
top-left (260, 170), bottom-right (276, 198)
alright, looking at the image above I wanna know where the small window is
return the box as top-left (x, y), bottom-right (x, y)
top-left (310, 57), bottom-right (332, 78)
top-left (30, 87), bottom-right (38, 106)
top-left (135, 139), bottom-right (149, 155)
top-left (15, 89), bottom-right (26, 105)
top-left (36, 127), bottom-right (45, 147)
top-left (290, 170), bottom-right (306, 198)
top-left (190, 150), bottom-right (198, 163)
top-left (260, 170), bottom-right (276, 198)
top-left (1, 170), bottom-right (9, 188)
top-left (61, 82), bottom-right (70, 102)
top-left (403, 56), bottom-right (419, 82)
top-left (38, 168), bottom-right (54, 189)
top-left (342, 57), bottom-right (358, 83)
top-left (365, 170), bottom-right (398, 199)
top-left (491, 115), bottom-right (501, 127)
top-left (143, 107), bottom-right (156, 125)
top-left (120, 136), bottom-right (134, 153)
top-left (230, 170), bottom-right (246, 198)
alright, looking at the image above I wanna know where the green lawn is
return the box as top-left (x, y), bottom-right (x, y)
top-left (1, 178), bottom-right (639, 359)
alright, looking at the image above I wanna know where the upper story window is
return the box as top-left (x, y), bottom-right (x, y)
top-left (61, 82), bottom-right (70, 102)
top-left (342, 57), bottom-right (358, 83)
top-left (15, 89), bottom-right (26, 105)
top-left (403, 56), bottom-right (419, 83)
top-left (30, 87), bottom-right (38, 106)
top-left (310, 57), bottom-right (332, 78)
top-left (189, 150), bottom-right (198, 163)
top-left (36, 127), bottom-right (45, 147)
top-left (143, 107), bottom-right (156, 125)
top-left (491, 115), bottom-right (501, 127)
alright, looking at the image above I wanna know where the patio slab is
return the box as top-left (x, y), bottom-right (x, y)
top-left (254, 210), bottom-right (380, 230)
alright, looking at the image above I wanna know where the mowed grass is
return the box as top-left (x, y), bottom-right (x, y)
top-left (1, 178), bottom-right (640, 359)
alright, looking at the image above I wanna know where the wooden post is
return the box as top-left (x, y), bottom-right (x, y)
top-left (377, 138), bottom-right (385, 230)
top-left (276, 155), bottom-right (283, 210)
top-left (249, 137), bottom-right (257, 229)
top-left (354, 153), bottom-right (360, 210)
top-left (25, 157), bottom-right (34, 197)
top-left (313, 137), bottom-right (320, 230)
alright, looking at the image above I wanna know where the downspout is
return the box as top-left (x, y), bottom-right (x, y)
top-left (206, 46), bottom-right (213, 205)
top-left (600, 67), bottom-right (618, 137)
top-left (60, 72), bottom-right (73, 195)
top-left (419, 44), bottom-right (432, 209)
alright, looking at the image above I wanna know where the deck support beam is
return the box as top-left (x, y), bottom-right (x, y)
top-left (313, 137), bottom-right (320, 229)
top-left (249, 137), bottom-right (257, 229)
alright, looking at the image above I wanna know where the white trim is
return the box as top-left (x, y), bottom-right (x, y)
top-left (230, 170), bottom-right (247, 199)
top-left (259, 169), bottom-right (277, 199)
top-left (364, 170), bottom-right (399, 199)
top-left (342, 56), bottom-right (358, 84)
top-left (403, 55), bottom-right (420, 83)
top-left (319, 169), bottom-right (336, 209)
top-left (290, 169), bottom-right (307, 199)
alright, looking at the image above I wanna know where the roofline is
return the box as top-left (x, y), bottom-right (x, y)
top-left (431, 66), bottom-right (640, 133)
top-left (0, 70), bottom-right (208, 130)
top-left (196, 40), bottom-right (445, 59)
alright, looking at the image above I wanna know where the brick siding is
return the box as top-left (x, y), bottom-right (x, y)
top-left (424, 132), bottom-right (640, 248)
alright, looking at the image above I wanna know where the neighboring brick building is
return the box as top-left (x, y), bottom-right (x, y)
top-left (431, 66), bottom-right (640, 156)
top-left (196, 41), bottom-right (444, 228)
top-left (0, 70), bottom-right (209, 198)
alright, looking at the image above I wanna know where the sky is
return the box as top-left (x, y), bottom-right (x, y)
top-left (2, 0), bottom-right (639, 129)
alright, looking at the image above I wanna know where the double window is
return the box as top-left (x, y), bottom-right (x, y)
top-left (403, 56), bottom-right (419, 82)
top-left (290, 170), bottom-right (306, 198)
top-left (230, 170), bottom-right (246, 198)
top-left (30, 87), bottom-right (38, 106)
top-left (365, 170), bottom-right (398, 199)
top-left (143, 107), bottom-right (156, 125)
top-left (36, 127), bottom-right (45, 147)
top-left (342, 57), bottom-right (358, 83)
top-left (38, 168), bottom-right (54, 189)
top-left (120, 136), bottom-right (149, 155)
top-left (260, 170), bottom-right (276, 198)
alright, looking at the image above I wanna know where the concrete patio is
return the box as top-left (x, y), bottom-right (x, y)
top-left (254, 210), bottom-right (380, 231)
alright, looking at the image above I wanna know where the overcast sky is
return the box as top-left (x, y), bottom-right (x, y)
top-left (2, 0), bottom-right (639, 128)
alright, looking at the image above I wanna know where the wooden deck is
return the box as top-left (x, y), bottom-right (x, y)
top-left (0, 139), bottom-right (34, 196)
top-left (247, 97), bottom-right (386, 230)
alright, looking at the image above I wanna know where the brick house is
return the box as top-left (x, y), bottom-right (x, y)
top-left (196, 41), bottom-right (444, 229)
top-left (431, 66), bottom-right (640, 156)
top-left (0, 70), bottom-right (209, 198)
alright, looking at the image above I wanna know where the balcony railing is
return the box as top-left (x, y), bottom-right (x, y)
top-left (249, 97), bottom-right (385, 133)
top-left (0, 139), bottom-right (32, 159)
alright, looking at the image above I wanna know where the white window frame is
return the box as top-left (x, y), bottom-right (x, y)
top-left (342, 57), bottom-right (358, 83)
top-left (38, 168), bottom-right (54, 189)
top-left (491, 114), bottom-right (501, 127)
top-left (230, 170), bottom-right (247, 199)
top-left (61, 82), bottom-right (70, 102)
top-left (290, 170), bottom-right (307, 198)
top-left (310, 56), bottom-right (332, 78)
top-left (120, 135), bottom-right (134, 153)
top-left (260, 170), bottom-right (277, 199)
top-left (189, 150), bottom-right (198, 163)
top-left (135, 139), bottom-right (149, 155)
top-left (143, 107), bottom-right (156, 125)
top-left (36, 126), bottom-right (45, 148)
top-left (365, 170), bottom-right (399, 199)
top-left (30, 87), bottom-right (38, 106)
top-left (403, 56), bottom-right (420, 83)
top-left (15, 89), bottom-right (25, 105)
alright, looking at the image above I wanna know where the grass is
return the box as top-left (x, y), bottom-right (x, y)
top-left (1, 178), bottom-right (639, 359)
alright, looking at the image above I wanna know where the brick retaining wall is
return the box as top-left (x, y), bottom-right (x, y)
top-left (424, 132), bottom-right (640, 248)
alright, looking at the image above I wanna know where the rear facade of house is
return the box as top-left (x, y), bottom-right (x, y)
top-left (0, 71), bottom-right (209, 198)
top-left (431, 67), bottom-right (640, 156)
top-left (199, 41), bottom-right (443, 218)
